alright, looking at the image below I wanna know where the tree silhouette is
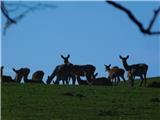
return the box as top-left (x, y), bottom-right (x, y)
top-left (1, 1), bottom-right (57, 35)
top-left (106, 1), bottom-right (160, 35)
top-left (1, 1), bottom-right (160, 36)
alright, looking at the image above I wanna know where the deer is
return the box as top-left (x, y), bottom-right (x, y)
top-left (1, 66), bottom-right (16, 83)
top-left (87, 73), bottom-right (112, 86)
top-left (60, 54), bottom-right (96, 84)
top-left (76, 75), bottom-right (90, 85)
top-left (104, 64), bottom-right (126, 85)
top-left (47, 54), bottom-right (96, 85)
top-left (119, 55), bottom-right (148, 87)
top-left (13, 67), bottom-right (30, 83)
top-left (26, 70), bottom-right (45, 84)
top-left (47, 64), bottom-right (73, 85)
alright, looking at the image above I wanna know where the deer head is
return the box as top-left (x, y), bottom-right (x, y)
top-left (104, 64), bottom-right (111, 71)
top-left (119, 55), bottom-right (129, 62)
top-left (61, 54), bottom-right (70, 64)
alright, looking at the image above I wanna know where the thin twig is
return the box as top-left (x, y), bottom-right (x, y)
top-left (106, 1), bottom-right (160, 35)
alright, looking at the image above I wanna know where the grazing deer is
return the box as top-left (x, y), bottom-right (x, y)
top-left (26, 70), bottom-right (45, 84)
top-left (1, 66), bottom-right (16, 83)
top-left (61, 54), bottom-right (96, 83)
top-left (13, 67), bottom-right (30, 83)
top-left (32, 70), bottom-right (44, 81)
top-left (88, 73), bottom-right (112, 86)
top-left (47, 54), bottom-right (96, 85)
top-left (119, 55), bottom-right (148, 87)
top-left (47, 64), bottom-right (73, 85)
top-left (104, 64), bottom-right (126, 85)
top-left (60, 55), bottom-right (76, 84)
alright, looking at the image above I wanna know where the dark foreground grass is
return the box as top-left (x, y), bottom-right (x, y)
top-left (1, 77), bottom-right (160, 120)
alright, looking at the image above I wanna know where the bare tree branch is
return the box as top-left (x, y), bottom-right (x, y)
top-left (1, 1), bottom-right (16, 23)
top-left (147, 7), bottom-right (160, 31)
top-left (1, 1), bottom-right (57, 35)
top-left (106, 1), bottom-right (160, 35)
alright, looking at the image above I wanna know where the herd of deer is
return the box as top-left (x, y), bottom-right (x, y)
top-left (1, 55), bottom-right (148, 87)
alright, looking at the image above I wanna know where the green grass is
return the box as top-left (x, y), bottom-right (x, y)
top-left (1, 77), bottom-right (160, 120)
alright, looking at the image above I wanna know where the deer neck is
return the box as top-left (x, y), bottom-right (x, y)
top-left (122, 61), bottom-right (130, 71)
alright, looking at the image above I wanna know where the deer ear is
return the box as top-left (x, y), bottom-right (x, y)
top-left (126, 55), bottom-right (129, 59)
top-left (61, 55), bottom-right (65, 59)
top-left (1, 66), bottom-right (4, 69)
top-left (119, 55), bottom-right (123, 59)
top-left (67, 54), bottom-right (70, 58)
top-left (13, 68), bottom-right (16, 72)
top-left (95, 73), bottom-right (98, 77)
top-left (109, 64), bottom-right (111, 67)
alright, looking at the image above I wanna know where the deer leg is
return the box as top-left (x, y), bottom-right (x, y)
top-left (65, 78), bottom-right (69, 85)
top-left (114, 77), bottom-right (116, 86)
top-left (55, 77), bottom-right (60, 85)
top-left (46, 76), bottom-right (52, 84)
top-left (128, 76), bottom-right (133, 87)
top-left (18, 75), bottom-right (23, 83)
top-left (128, 78), bottom-right (131, 87)
top-left (131, 77), bottom-right (134, 87)
top-left (117, 76), bottom-right (120, 85)
top-left (86, 73), bottom-right (91, 81)
top-left (144, 74), bottom-right (147, 87)
top-left (121, 76), bottom-right (126, 83)
top-left (139, 75), bottom-right (144, 87)
top-left (24, 76), bottom-right (28, 83)
top-left (72, 75), bottom-right (76, 85)
top-left (62, 80), bottom-right (65, 85)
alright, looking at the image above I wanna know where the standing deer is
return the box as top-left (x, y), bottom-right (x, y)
top-left (119, 55), bottom-right (148, 87)
top-left (1, 66), bottom-right (16, 83)
top-left (104, 64), bottom-right (126, 85)
top-left (61, 54), bottom-right (96, 84)
top-left (13, 67), bottom-right (30, 83)
top-left (47, 54), bottom-right (96, 85)
top-left (47, 54), bottom-right (75, 85)
top-left (47, 64), bottom-right (73, 85)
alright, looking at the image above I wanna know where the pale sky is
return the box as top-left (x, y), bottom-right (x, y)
top-left (1, 1), bottom-right (160, 82)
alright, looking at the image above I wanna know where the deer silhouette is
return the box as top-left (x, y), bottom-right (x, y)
top-left (47, 64), bottom-right (74, 85)
top-left (87, 73), bottom-right (112, 86)
top-left (77, 76), bottom-right (89, 85)
top-left (61, 54), bottom-right (96, 84)
top-left (47, 54), bottom-right (96, 85)
top-left (13, 67), bottom-right (30, 83)
top-left (1, 66), bottom-right (16, 83)
top-left (104, 64), bottom-right (126, 85)
top-left (46, 54), bottom-right (75, 85)
top-left (60, 55), bottom-right (76, 84)
top-left (119, 55), bottom-right (148, 87)
top-left (26, 70), bottom-right (44, 84)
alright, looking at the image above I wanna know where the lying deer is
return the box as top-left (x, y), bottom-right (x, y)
top-left (26, 70), bottom-right (45, 84)
top-left (104, 64), bottom-right (126, 85)
top-left (1, 66), bottom-right (16, 83)
top-left (13, 67), bottom-right (30, 83)
top-left (119, 55), bottom-right (148, 87)
top-left (88, 73), bottom-right (112, 86)
top-left (76, 75), bottom-right (90, 85)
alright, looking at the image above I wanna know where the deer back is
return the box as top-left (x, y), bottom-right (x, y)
top-left (129, 64), bottom-right (148, 76)
top-left (32, 70), bottom-right (44, 81)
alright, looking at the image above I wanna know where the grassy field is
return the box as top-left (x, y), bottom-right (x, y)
top-left (1, 77), bottom-right (160, 120)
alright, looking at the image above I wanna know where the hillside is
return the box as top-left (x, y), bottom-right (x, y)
top-left (1, 77), bottom-right (160, 120)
